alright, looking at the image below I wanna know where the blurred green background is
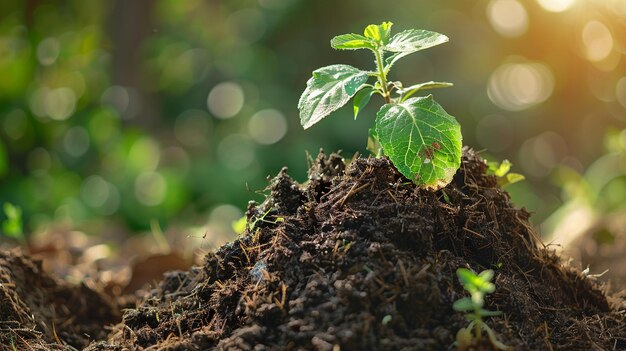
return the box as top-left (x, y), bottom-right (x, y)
top-left (1, 0), bottom-right (625, 243)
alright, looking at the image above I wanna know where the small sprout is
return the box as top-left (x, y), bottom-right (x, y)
top-left (2, 203), bottom-right (23, 238)
top-left (581, 265), bottom-right (609, 279)
top-left (232, 216), bottom-right (247, 234)
top-left (2, 203), bottom-right (27, 249)
top-left (487, 159), bottom-right (525, 187)
top-left (232, 209), bottom-right (286, 235)
top-left (453, 268), bottom-right (509, 350)
top-left (298, 21), bottom-right (462, 190)
top-left (382, 315), bottom-right (392, 325)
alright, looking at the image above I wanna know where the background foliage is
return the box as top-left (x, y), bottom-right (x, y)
top-left (1, 0), bottom-right (625, 242)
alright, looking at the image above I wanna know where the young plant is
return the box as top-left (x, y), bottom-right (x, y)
top-left (1, 203), bottom-right (27, 248)
top-left (487, 159), bottom-right (525, 187)
top-left (453, 268), bottom-right (509, 350)
top-left (298, 21), bottom-right (462, 190)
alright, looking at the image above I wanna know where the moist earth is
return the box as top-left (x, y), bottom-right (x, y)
top-left (1, 148), bottom-right (624, 350)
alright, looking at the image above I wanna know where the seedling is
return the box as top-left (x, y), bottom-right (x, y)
top-left (487, 159), bottom-right (525, 187)
top-left (232, 209), bottom-right (284, 235)
top-left (1, 203), bottom-right (27, 248)
top-left (453, 268), bottom-right (508, 350)
top-left (298, 22), bottom-right (462, 190)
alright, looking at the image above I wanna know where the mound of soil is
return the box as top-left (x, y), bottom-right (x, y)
top-left (84, 148), bottom-right (624, 350)
top-left (1, 149), bottom-right (623, 350)
top-left (0, 250), bottom-right (119, 350)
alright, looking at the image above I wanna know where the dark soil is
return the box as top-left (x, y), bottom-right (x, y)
top-left (1, 149), bottom-right (624, 350)
top-left (0, 250), bottom-right (120, 350)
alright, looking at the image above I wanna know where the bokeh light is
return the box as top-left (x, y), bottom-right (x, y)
top-left (63, 126), bottom-right (91, 158)
top-left (487, 60), bottom-right (555, 111)
top-left (135, 172), bottom-right (167, 206)
top-left (30, 87), bottom-right (77, 121)
top-left (248, 109), bottom-right (288, 145)
top-left (207, 82), bottom-right (245, 119)
top-left (536, 0), bottom-right (576, 12)
top-left (36, 37), bottom-right (60, 66)
top-left (581, 20), bottom-right (614, 62)
top-left (487, 0), bottom-right (529, 37)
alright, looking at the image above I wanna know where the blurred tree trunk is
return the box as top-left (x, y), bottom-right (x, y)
top-left (107, 0), bottom-right (159, 129)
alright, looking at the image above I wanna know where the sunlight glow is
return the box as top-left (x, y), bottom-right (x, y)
top-left (581, 20), bottom-right (614, 62)
top-left (488, 61), bottom-right (555, 111)
top-left (536, 0), bottom-right (576, 12)
top-left (487, 0), bottom-right (528, 37)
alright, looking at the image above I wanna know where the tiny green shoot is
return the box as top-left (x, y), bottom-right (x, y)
top-left (2, 203), bottom-right (27, 248)
top-left (453, 268), bottom-right (509, 350)
top-left (232, 209), bottom-right (284, 235)
top-left (487, 159), bottom-right (525, 187)
top-left (298, 21), bottom-right (462, 190)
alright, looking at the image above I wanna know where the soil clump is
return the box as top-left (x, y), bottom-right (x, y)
top-left (0, 149), bottom-right (624, 350)
top-left (88, 148), bottom-right (625, 350)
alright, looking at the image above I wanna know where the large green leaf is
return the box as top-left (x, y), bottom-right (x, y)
top-left (375, 96), bottom-right (461, 189)
top-left (385, 29), bottom-right (448, 53)
top-left (330, 34), bottom-right (375, 50)
top-left (299, 64), bottom-right (369, 129)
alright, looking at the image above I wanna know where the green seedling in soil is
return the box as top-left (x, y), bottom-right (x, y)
top-left (487, 159), bottom-right (525, 188)
top-left (453, 268), bottom-right (509, 350)
top-left (2, 203), bottom-right (27, 248)
top-left (298, 21), bottom-right (462, 190)
top-left (232, 209), bottom-right (284, 235)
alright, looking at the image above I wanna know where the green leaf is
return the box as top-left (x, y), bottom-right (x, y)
top-left (385, 29), bottom-right (448, 53)
top-left (503, 173), bottom-right (525, 186)
top-left (364, 21), bottom-right (393, 44)
top-left (298, 64), bottom-right (369, 129)
top-left (353, 86), bottom-right (375, 120)
top-left (375, 95), bottom-right (462, 189)
top-left (399, 81), bottom-right (453, 101)
top-left (330, 34), bottom-right (375, 50)
top-left (232, 216), bottom-right (247, 235)
top-left (478, 309), bottom-right (503, 317)
top-left (488, 159), bottom-right (512, 177)
top-left (2, 203), bottom-right (23, 238)
top-left (453, 297), bottom-right (475, 312)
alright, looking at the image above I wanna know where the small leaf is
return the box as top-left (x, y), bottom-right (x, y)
top-left (479, 309), bottom-right (502, 317)
top-left (455, 326), bottom-right (473, 349)
top-left (381, 315), bottom-right (392, 325)
top-left (353, 86), bottom-right (375, 120)
top-left (232, 216), bottom-right (247, 235)
top-left (331, 33), bottom-right (375, 50)
top-left (400, 81), bottom-right (453, 101)
top-left (298, 64), bottom-right (369, 129)
top-left (385, 29), bottom-right (448, 53)
top-left (487, 159), bottom-right (512, 177)
top-left (478, 269), bottom-right (494, 283)
top-left (364, 21), bottom-right (393, 44)
top-left (457, 268), bottom-right (479, 288)
top-left (502, 173), bottom-right (525, 187)
top-left (2, 203), bottom-right (23, 238)
top-left (453, 297), bottom-right (474, 312)
top-left (375, 95), bottom-right (462, 189)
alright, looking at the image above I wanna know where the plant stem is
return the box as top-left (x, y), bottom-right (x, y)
top-left (374, 49), bottom-right (391, 103)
